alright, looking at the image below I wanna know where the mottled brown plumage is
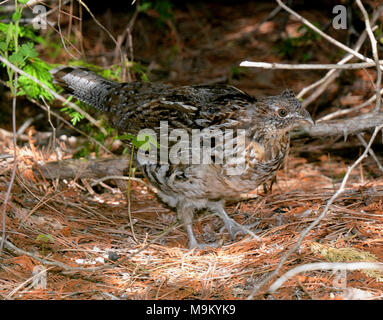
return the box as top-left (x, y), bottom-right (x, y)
top-left (51, 66), bottom-right (313, 248)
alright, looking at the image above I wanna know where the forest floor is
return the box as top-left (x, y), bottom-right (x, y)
top-left (0, 1), bottom-right (383, 299)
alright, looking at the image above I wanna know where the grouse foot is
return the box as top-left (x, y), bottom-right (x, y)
top-left (209, 201), bottom-right (261, 241)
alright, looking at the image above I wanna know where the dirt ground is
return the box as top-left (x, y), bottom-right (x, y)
top-left (0, 1), bottom-right (382, 300)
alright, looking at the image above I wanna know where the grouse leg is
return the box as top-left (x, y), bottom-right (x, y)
top-left (177, 203), bottom-right (217, 249)
top-left (208, 201), bottom-right (260, 241)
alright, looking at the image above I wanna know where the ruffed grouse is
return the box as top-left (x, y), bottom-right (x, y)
top-left (51, 66), bottom-right (313, 249)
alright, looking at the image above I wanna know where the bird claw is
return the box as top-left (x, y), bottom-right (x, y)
top-left (185, 223), bottom-right (219, 250)
top-left (221, 220), bottom-right (261, 241)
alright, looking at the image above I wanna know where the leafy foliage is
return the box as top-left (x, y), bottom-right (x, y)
top-left (36, 233), bottom-right (53, 257)
top-left (17, 58), bottom-right (54, 100)
top-left (118, 132), bottom-right (160, 150)
top-left (61, 104), bottom-right (85, 126)
top-left (0, 1), bottom-right (157, 160)
top-left (0, 5), bottom-right (54, 100)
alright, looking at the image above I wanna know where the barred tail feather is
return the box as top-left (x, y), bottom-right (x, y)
top-left (50, 66), bottom-right (119, 111)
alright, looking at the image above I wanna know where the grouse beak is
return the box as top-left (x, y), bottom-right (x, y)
top-left (299, 109), bottom-right (314, 125)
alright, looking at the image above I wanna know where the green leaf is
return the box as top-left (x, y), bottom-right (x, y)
top-left (8, 43), bottom-right (38, 68)
top-left (36, 234), bottom-right (53, 243)
top-left (20, 42), bottom-right (38, 59)
top-left (118, 133), bottom-right (135, 141)
top-left (17, 58), bottom-right (54, 100)
top-left (9, 50), bottom-right (24, 66)
top-left (19, 26), bottom-right (46, 44)
top-left (0, 41), bottom-right (8, 52)
top-left (138, 2), bottom-right (152, 12)
top-left (60, 106), bottom-right (85, 125)
top-left (140, 73), bottom-right (149, 82)
top-left (133, 132), bottom-right (159, 150)
top-left (12, 12), bottom-right (22, 22)
top-left (5, 22), bottom-right (13, 48)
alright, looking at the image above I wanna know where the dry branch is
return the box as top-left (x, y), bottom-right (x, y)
top-left (33, 158), bottom-right (131, 180)
top-left (240, 61), bottom-right (381, 70)
top-left (292, 113), bottom-right (383, 138)
top-left (276, 0), bottom-right (380, 68)
top-left (356, 0), bottom-right (382, 112)
top-left (268, 262), bottom-right (383, 294)
top-left (1, 73), bottom-right (18, 252)
top-left (240, 2), bottom-right (383, 111)
top-left (297, 5), bottom-right (383, 107)
top-left (317, 88), bottom-right (383, 122)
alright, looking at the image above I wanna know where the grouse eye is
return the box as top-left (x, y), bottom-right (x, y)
top-left (278, 108), bottom-right (288, 117)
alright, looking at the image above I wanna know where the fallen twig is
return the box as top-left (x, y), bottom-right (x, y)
top-left (2, 221), bottom-right (181, 275)
top-left (276, 0), bottom-right (380, 68)
top-left (1, 74), bottom-right (18, 252)
top-left (357, 133), bottom-right (383, 173)
top-left (240, 61), bottom-right (381, 70)
top-left (90, 175), bottom-right (156, 193)
top-left (292, 113), bottom-right (383, 138)
top-left (356, 0), bottom-right (382, 112)
top-left (268, 262), bottom-right (383, 294)
top-left (317, 88), bottom-right (383, 122)
top-left (297, 5), bottom-right (383, 105)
